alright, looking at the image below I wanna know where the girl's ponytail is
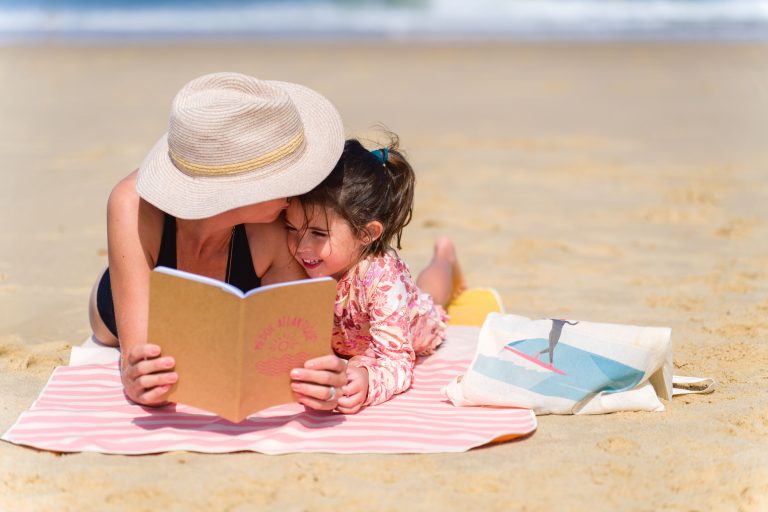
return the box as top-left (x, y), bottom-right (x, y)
top-left (378, 134), bottom-right (415, 253)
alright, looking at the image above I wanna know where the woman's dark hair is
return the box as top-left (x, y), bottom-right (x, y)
top-left (297, 133), bottom-right (415, 259)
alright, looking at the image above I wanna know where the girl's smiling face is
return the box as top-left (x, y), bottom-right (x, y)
top-left (285, 200), bottom-right (365, 280)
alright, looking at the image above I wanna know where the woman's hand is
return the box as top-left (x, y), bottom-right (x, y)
top-left (336, 364), bottom-right (369, 414)
top-left (120, 343), bottom-right (177, 406)
top-left (290, 354), bottom-right (348, 411)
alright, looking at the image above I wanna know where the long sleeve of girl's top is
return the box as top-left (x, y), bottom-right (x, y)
top-left (348, 269), bottom-right (416, 406)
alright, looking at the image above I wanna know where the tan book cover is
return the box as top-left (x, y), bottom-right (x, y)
top-left (147, 266), bottom-right (337, 423)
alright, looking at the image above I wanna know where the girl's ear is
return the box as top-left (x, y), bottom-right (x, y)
top-left (362, 221), bottom-right (384, 245)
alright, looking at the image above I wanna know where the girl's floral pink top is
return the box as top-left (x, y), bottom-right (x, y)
top-left (332, 252), bottom-right (448, 407)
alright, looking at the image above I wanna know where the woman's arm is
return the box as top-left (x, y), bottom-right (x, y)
top-left (107, 171), bottom-right (178, 405)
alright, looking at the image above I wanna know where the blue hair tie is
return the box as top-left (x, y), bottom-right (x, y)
top-left (371, 148), bottom-right (389, 165)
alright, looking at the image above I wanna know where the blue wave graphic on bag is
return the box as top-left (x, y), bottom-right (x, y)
top-left (442, 313), bottom-right (675, 414)
top-left (473, 331), bottom-right (645, 402)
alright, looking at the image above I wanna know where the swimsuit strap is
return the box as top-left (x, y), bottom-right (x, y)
top-left (156, 213), bottom-right (177, 268)
top-left (156, 213), bottom-right (260, 292)
top-left (227, 224), bottom-right (261, 292)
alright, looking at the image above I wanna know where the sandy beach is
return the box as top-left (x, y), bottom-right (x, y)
top-left (1, 41), bottom-right (767, 511)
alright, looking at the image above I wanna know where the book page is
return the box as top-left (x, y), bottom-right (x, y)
top-left (148, 269), bottom-right (243, 421)
top-left (242, 275), bottom-right (334, 298)
top-left (238, 278), bottom-right (338, 418)
top-left (154, 265), bottom-right (245, 298)
top-left (148, 268), bottom-right (339, 422)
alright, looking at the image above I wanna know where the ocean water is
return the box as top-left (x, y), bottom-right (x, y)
top-left (2, 0), bottom-right (768, 42)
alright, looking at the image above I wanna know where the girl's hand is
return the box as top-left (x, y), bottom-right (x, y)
top-left (290, 354), bottom-right (348, 411)
top-left (336, 364), bottom-right (369, 414)
top-left (120, 343), bottom-right (177, 406)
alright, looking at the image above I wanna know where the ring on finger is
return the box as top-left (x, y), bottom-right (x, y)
top-left (327, 386), bottom-right (336, 401)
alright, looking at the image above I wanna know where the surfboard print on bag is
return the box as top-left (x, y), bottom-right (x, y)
top-left (444, 313), bottom-right (712, 415)
top-left (473, 318), bottom-right (646, 402)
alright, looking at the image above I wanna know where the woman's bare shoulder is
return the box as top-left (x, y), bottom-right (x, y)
top-left (109, 170), bottom-right (138, 201)
top-left (107, 171), bottom-right (160, 218)
top-left (106, 171), bottom-right (164, 260)
top-left (245, 219), bottom-right (306, 283)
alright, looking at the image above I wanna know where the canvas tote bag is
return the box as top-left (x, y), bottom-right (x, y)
top-left (442, 313), bottom-right (714, 414)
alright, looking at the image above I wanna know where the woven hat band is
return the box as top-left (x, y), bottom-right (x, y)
top-left (168, 129), bottom-right (306, 177)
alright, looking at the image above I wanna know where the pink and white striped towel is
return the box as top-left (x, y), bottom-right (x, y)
top-left (2, 327), bottom-right (536, 454)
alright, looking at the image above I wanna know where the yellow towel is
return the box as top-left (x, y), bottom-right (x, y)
top-left (446, 288), bottom-right (505, 327)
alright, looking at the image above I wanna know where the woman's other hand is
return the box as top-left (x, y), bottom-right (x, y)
top-left (290, 354), bottom-right (348, 411)
top-left (120, 343), bottom-right (177, 406)
top-left (336, 364), bottom-right (368, 414)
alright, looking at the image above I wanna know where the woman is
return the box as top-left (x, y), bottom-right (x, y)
top-left (88, 72), bottom-right (347, 411)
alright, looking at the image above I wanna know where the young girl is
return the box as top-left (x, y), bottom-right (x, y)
top-left (285, 136), bottom-right (465, 414)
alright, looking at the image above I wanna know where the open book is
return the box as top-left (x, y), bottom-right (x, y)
top-left (147, 266), bottom-right (337, 423)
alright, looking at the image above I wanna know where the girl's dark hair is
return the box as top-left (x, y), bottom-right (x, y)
top-left (297, 133), bottom-right (415, 259)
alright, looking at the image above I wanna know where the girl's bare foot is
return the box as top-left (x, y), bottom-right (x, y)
top-left (433, 236), bottom-right (467, 304)
top-left (416, 236), bottom-right (467, 307)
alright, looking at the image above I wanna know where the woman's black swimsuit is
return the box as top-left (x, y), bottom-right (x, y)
top-left (96, 213), bottom-right (261, 338)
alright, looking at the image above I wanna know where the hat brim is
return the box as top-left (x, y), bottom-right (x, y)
top-left (135, 80), bottom-right (344, 220)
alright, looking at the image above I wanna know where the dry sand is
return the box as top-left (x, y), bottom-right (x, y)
top-left (1, 42), bottom-right (767, 511)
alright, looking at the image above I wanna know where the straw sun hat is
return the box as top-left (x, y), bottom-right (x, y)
top-left (136, 72), bottom-right (344, 219)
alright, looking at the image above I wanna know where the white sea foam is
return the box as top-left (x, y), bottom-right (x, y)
top-left (1, 1), bottom-right (767, 41)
